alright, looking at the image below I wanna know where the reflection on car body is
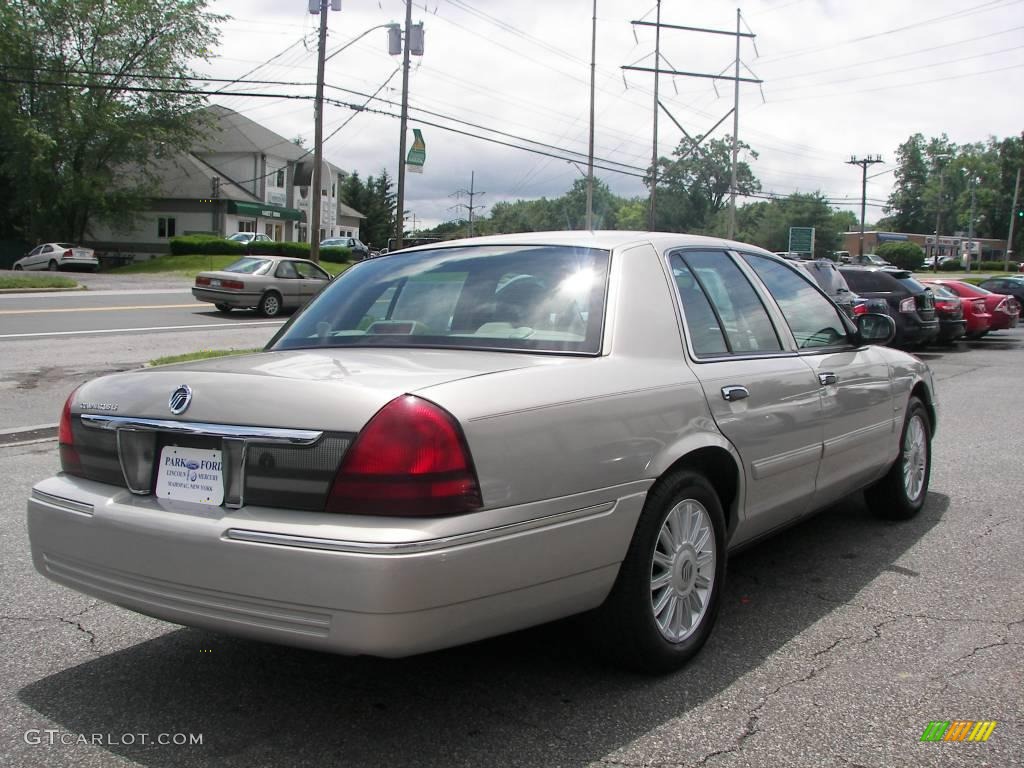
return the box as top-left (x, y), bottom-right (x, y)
top-left (28, 232), bottom-right (937, 673)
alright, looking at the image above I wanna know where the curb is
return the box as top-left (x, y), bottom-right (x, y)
top-left (0, 286), bottom-right (86, 294)
top-left (0, 424), bottom-right (58, 446)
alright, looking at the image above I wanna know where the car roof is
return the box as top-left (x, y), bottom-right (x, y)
top-left (386, 230), bottom-right (778, 257)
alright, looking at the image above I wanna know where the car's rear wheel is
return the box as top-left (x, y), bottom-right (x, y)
top-left (214, 303), bottom-right (232, 313)
top-left (48, 260), bottom-right (58, 271)
top-left (590, 469), bottom-right (726, 673)
top-left (867, 396), bottom-right (931, 520)
top-left (258, 291), bottom-right (282, 317)
top-left (13, 264), bottom-right (23, 271)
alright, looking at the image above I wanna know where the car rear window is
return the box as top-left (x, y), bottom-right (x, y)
top-left (56, 243), bottom-right (79, 249)
top-left (224, 258), bottom-right (273, 275)
top-left (841, 269), bottom-right (898, 293)
top-left (894, 275), bottom-right (928, 293)
top-left (270, 245), bottom-right (610, 354)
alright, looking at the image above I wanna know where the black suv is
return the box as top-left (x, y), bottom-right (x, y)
top-left (791, 259), bottom-right (858, 318)
top-left (839, 267), bottom-right (938, 347)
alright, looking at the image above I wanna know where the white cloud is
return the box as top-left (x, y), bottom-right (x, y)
top-left (201, 0), bottom-right (1024, 228)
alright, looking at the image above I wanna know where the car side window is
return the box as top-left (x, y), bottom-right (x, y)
top-left (295, 262), bottom-right (328, 280)
top-left (669, 256), bottom-right (728, 356)
top-left (275, 261), bottom-right (299, 279)
top-left (29, 246), bottom-right (41, 256)
top-left (672, 250), bottom-right (782, 355)
top-left (742, 254), bottom-right (849, 350)
top-left (42, 245), bottom-right (53, 253)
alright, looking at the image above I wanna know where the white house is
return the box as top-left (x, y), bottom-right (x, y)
top-left (86, 106), bottom-right (365, 256)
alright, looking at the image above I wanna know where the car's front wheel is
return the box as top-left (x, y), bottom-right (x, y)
top-left (867, 396), bottom-right (931, 520)
top-left (258, 291), bottom-right (282, 317)
top-left (13, 264), bottom-right (23, 271)
top-left (590, 469), bottom-right (726, 673)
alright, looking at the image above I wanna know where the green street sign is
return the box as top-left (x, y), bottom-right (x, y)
top-left (788, 226), bottom-right (815, 254)
top-left (406, 129), bottom-right (426, 174)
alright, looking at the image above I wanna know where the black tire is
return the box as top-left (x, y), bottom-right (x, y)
top-left (13, 264), bottom-right (23, 271)
top-left (589, 469), bottom-right (727, 673)
top-left (866, 396), bottom-right (931, 520)
top-left (258, 291), bottom-right (282, 317)
top-left (48, 260), bottom-right (59, 271)
top-left (214, 302), bottom-right (232, 313)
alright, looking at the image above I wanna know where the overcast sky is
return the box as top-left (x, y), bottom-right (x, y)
top-left (200, 0), bottom-right (1024, 230)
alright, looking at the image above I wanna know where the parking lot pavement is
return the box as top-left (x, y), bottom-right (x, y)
top-left (1, 331), bottom-right (1021, 768)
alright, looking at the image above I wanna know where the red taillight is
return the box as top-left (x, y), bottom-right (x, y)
top-left (326, 395), bottom-right (482, 516)
top-left (973, 300), bottom-right (986, 314)
top-left (222, 279), bottom-right (244, 290)
top-left (195, 276), bottom-right (211, 286)
top-left (59, 389), bottom-right (83, 477)
top-left (853, 303), bottom-right (868, 316)
top-left (62, 249), bottom-right (72, 260)
top-left (935, 299), bottom-right (956, 310)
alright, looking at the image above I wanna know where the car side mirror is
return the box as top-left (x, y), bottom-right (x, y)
top-left (855, 313), bottom-right (895, 346)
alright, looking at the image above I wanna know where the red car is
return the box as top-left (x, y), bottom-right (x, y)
top-left (926, 283), bottom-right (988, 339)
top-left (922, 279), bottom-right (1020, 337)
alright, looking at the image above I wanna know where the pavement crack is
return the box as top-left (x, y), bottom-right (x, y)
top-left (58, 615), bottom-right (97, 647)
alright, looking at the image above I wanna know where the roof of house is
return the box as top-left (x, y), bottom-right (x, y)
top-left (196, 105), bottom-right (308, 162)
top-left (337, 201), bottom-right (367, 220)
top-left (147, 150), bottom-right (260, 202)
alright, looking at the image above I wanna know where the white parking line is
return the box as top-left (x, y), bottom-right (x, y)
top-left (0, 321), bottom-right (284, 339)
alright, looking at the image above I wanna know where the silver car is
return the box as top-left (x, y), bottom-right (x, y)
top-left (192, 255), bottom-right (332, 316)
top-left (14, 243), bottom-right (99, 272)
top-left (27, 232), bottom-right (936, 672)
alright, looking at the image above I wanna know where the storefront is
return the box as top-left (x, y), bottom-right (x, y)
top-left (225, 201), bottom-right (303, 242)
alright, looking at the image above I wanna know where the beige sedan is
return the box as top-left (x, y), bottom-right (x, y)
top-left (192, 255), bottom-right (331, 316)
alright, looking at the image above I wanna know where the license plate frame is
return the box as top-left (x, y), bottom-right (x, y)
top-left (155, 445), bottom-right (224, 506)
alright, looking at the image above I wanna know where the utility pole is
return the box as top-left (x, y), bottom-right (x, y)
top-left (450, 172), bottom-right (486, 236)
top-left (1006, 166), bottom-right (1021, 272)
top-left (647, 0), bottom-right (661, 231)
top-left (585, 0), bottom-right (597, 231)
top-left (307, 0), bottom-right (341, 263)
top-left (394, 0), bottom-right (415, 251)
top-left (846, 155), bottom-right (883, 257)
top-left (728, 7), bottom-right (740, 239)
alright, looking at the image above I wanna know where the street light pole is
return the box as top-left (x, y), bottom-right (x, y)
top-left (931, 153), bottom-right (951, 270)
top-left (394, 0), bottom-right (414, 251)
top-left (966, 174), bottom-right (977, 273)
top-left (585, 0), bottom-right (597, 231)
top-left (1006, 166), bottom-right (1021, 272)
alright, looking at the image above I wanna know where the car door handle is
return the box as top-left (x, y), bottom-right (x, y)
top-left (818, 372), bottom-right (838, 386)
top-left (721, 385), bottom-right (749, 402)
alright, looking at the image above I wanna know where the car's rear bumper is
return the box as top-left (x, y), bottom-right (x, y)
top-left (936, 318), bottom-right (966, 342)
top-left (27, 475), bottom-right (643, 657)
top-left (894, 315), bottom-right (940, 345)
top-left (191, 287), bottom-right (261, 308)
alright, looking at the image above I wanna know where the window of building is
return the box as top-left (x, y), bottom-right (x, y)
top-left (238, 220), bottom-right (256, 233)
top-left (157, 217), bottom-right (176, 238)
top-left (275, 168), bottom-right (285, 187)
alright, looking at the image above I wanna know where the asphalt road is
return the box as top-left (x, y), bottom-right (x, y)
top-left (0, 283), bottom-right (285, 431)
top-left (0, 330), bottom-right (1021, 767)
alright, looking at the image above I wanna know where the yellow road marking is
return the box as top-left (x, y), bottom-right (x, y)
top-left (0, 303), bottom-right (198, 315)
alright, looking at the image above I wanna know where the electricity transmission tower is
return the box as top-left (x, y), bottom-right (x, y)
top-left (449, 172), bottom-right (486, 236)
top-left (622, 6), bottom-right (762, 236)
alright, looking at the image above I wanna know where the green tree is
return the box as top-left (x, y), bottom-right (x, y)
top-left (654, 136), bottom-right (761, 232)
top-left (0, 0), bottom-right (222, 242)
top-left (353, 169), bottom-right (396, 249)
top-left (876, 241), bottom-right (925, 270)
top-left (718, 193), bottom-right (847, 259)
top-left (886, 134), bottom-right (931, 233)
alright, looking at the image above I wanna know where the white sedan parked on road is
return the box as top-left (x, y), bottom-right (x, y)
top-left (14, 243), bottom-right (99, 272)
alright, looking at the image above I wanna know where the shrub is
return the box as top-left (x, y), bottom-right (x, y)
top-left (319, 246), bottom-right (351, 263)
top-left (169, 234), bottom-right (245, 256)
top-left (939, 260), bottom-right (961, 271)
top-left (875, 241), bottom-right (924, 270)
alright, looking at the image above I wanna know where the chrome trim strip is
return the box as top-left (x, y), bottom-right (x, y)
top-left (30, 489), bottom-right (94, 517)
top-left (224, 501), bottom-right (617, 555)
top-left (751, 443), bottom-right (823, 480)
top-left (822, 420), bottom-right (894, 458)
top-left (80, 415), bottom-right (322, 445)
